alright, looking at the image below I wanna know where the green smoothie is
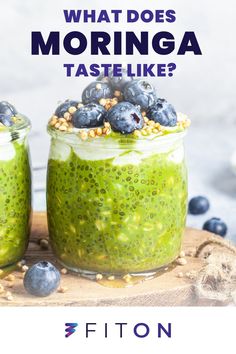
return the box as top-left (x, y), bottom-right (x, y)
top-left (0, 113), bottom-right (31, 269)
top-left (47, 131), bottom-right (187, 274)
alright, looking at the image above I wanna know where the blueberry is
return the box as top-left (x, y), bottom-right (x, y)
top-left (0, 101), bottom-right (17, 127)
top-left (147, 98), bottom-right (177, 127)
top-left (123, 80), bottom-right (156, 110)
top-left (203, 217), bottom-right (227, 237)
top-left (106, 102), bottom-right (144, 134)
top-left (82, 81), bottom-right (113, 104)
top-left (55, 99), bottom-right (79, 118)
top-left (24, 261), bottom-right (61, 297)
top-left (188, 196), bottom-right (210, 215)
top-left (110, 69), bottom-right (133, 90)
top-left (96, 72), bottom-right (111, 83)
top-left (0, 101), bottom-right (18, 116)
top-left (72, 103), bottom-right (106, 128)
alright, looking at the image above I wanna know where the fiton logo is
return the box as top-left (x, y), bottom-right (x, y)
top-left (65, 323), bottom-right (78, 338)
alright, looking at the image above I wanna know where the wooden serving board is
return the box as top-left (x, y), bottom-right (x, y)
top-left (0, 212), bottom-right (226, 306)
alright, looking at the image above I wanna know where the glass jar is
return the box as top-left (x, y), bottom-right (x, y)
top-left (0, 116), bottom-right (31, 269)
top-left (47, 128), bottom-right (187, 276)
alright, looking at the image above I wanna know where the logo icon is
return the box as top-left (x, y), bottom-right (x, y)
top-left (65, 323), bottom-right (78, 338)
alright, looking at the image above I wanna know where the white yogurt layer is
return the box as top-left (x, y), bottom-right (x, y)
top-left (0, 143), bottom-right (15, 161)
top-left (50, 133), bottom-right (185, 165)
top-left (50, 139), bottom-right (71, 161)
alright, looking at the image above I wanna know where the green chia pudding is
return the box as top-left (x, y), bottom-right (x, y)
top-left (0, 102), bottom-right (31, 269)
top-left (47, 77), bottom-right (190, 275)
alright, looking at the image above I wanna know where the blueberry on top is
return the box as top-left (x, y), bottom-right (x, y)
top-left (124, 80), bottom-right (156, 110)
top-left (188, 196), bottom-right (210, 215)
top-left (23, 261), bottom-right (61, 297)
top-left (55, 99), bottom-right (79, 118)
top-left (0, 101), bottom-right (17, 116)
top-left (147, 99), bottom-right (177, 127)
top-left (203, 217), bottom-right (227, 237)
top-left (0, 101), bottom-right (17, 127)
top-left (110, 69), bottom-right (133, 91)
top-left (72, 103), bottom-right (106, 128)
top-left (106, 102), bottom-right (144, 134)
top-left (82, 81), bottom-right (113, 104)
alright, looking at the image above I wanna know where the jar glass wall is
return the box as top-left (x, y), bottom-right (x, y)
top-left (47, 129), bottom-right (187, 276)
top-left (0, 117), bottom-right (31, 269)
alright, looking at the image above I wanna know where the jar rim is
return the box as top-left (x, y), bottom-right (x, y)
top-left (47, 124), bottom-right (187, 151)
top-left (0, 114), bottom-right (31, 144)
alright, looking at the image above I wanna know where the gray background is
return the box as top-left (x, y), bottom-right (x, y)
top-left (1, 0), bottom-right (236, 241)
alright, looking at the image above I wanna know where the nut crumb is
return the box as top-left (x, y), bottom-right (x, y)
top-left (177, 272), bottom-right (184, 278)
top-left (58, 286), bottom-right (68, 293)
top-left (176, 257), bottom-right (187, 266)
top-left (99, 98), bottom-right (106, 106)
top-left (61, 268), bottom-right (68, 275)
top-left (123, 274), bottom-right (132, 283)
top-left (96, 274), bottom-right (103, 281)
top-left (68, 106), bottom-right (77, 114)
top-left (5, 274), bottom-right (15, 282)
top-left (185, 271), bottom-right (197, 280)
top-left (39, 239), bottom-right (49, 250)
top-left (107, 275), bottom-right (115, 281)
top-left (5, 291), bottom-right (13, 301)
top-left (22, 265), bottom-right (29, 272)
top-left (179, 251), bottom-right (185, 258)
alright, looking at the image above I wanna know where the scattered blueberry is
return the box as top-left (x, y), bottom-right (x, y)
top-left (110, 69), bottom-right (133, 90)
top-left (188, 196), bottom-right (210, 215)
top-left (203, 217), bottom-right (227, 237)
top-left (23, 261), bottom-right (61, 297)
top-left (106, 102), bottom-right (144, 134)
top-left (82, 81), bottom-right (113, 104)
top-left (147, 98), bottom-right (177, 127)
top-left (124, 80), bottom-right (156, 110)
top-left (72, 103), bottom-right (106, 128)
top-left (55, 99), bottom-right (79, 118)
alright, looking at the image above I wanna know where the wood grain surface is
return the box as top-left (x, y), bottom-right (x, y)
top-left (0, 212), bottom-right (226, 306)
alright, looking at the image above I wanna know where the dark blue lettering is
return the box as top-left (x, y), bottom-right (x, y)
top-left (134, 323), bottom-right (150, 338)
top-left (97, 10), bottom-right (110, 23)
top-left (177, 32), bottom-right (202, 55)
top-left (166, 10), bottom-right (176, 23)
top-left (127, 10), bottom-right (139, 22)
top-left (141, 10), bottom-right (154, 23)
top-left (31, 32), bottom-right (59, 55)
top-left (63, 63), bottom-right (74, 76)
top-left (63, 10), bottom-right (82, 23)
top-left (91, 32), bottom-right (110, 55)
top-left (90, 64), bottom-right (100, 77)
top-left (158, 323), bottom-right (172, 338)
top-left (63, 32), bottom-right (87, 55)
top-left (126, 32), bottom-right (148, 55)
top-left (111, 10), bottom-right (122, 22)
top-left (152, 32), bottom-right (175, 55)
top-left (75, 64), bottom-right (88, 77)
